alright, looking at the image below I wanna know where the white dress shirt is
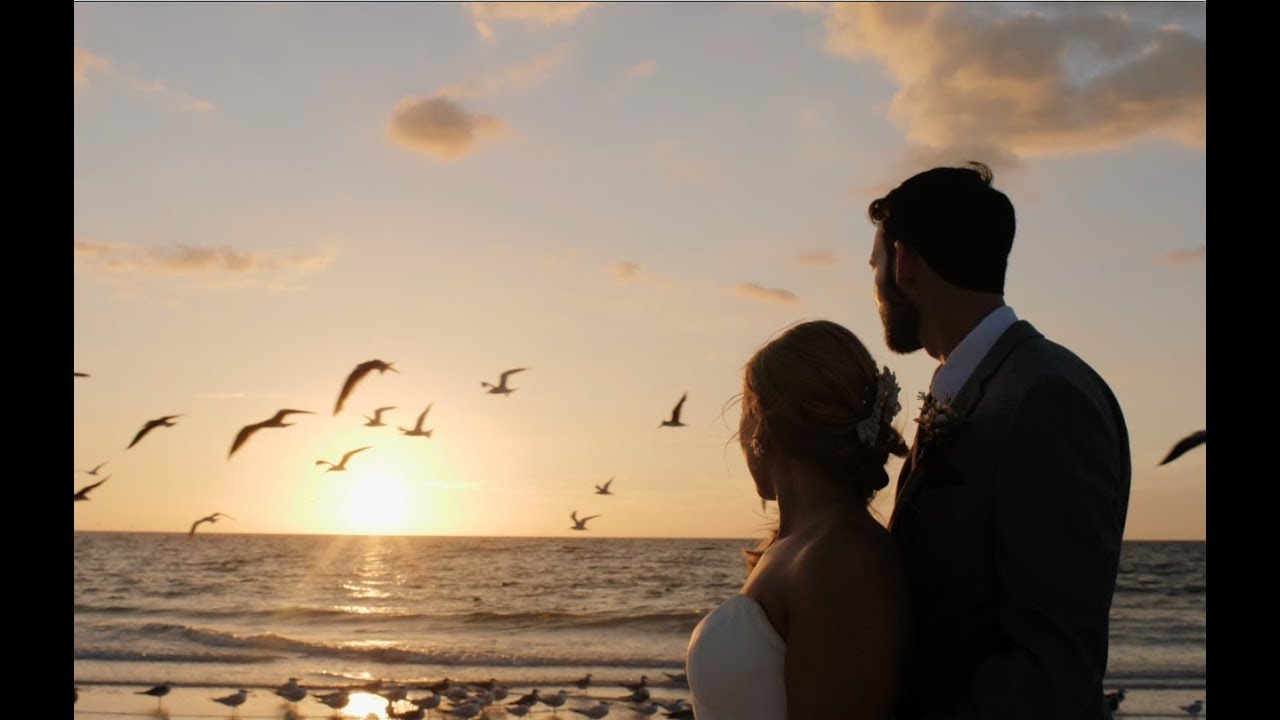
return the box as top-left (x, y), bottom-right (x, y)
top-left (929, 305), bottom-right (1019, 404)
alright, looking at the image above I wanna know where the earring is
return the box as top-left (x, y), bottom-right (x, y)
top-left (750, 436), bottom-right (764, 458)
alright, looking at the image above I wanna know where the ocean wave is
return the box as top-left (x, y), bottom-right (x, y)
top-left (73, 648), bottom-right (279, 664)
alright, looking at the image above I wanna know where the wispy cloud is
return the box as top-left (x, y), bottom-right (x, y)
top-left (793, 251), bottom-right (842, 267)
top-left (732, 283), bottom-right (800, 304)
top-left (800, 3), bottom-right (1204, 163)
top-left (74, 47), bottom-right (112, 91)
top-left (1155, 246), bottom-right (1205, 266)
top-left (75, 46), bottom-right (214, 112)
top-left (387, 95), bottom-right (505, 162)
top-left (466, 2), bottom-right (598, 40)
top-left (75, 240), bottom-right (334, 276)
top-left (628, 59), bottom-right (657, 79)
top-left (612, 261), bottom-right (641, 281)
top-left (440, 45), bottom-right (572, 99)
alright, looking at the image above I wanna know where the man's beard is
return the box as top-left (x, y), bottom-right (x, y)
top-left (878, 276), bottom-right (923, 354)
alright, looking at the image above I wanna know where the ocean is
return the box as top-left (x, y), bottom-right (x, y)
top-left (73, 533), bottom-right (1205, 715)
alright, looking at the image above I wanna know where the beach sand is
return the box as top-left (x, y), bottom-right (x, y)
top-left (71, 684), bottom-right (1204, 719)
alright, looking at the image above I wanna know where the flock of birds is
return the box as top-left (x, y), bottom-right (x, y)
top-left (1102, 689), bottom-right (1206, 719)
top-left (114, 673), bottom-right (696, 719)
top-left (74, 360), bottom-right (696, 536)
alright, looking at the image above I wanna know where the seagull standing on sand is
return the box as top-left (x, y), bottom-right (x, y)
top-left (539, 690), bottom-right (570, 710)
top-left (316, 446), bottom-right (372, 473)
top-left (333, 360), bottom-right (398, 415)
top-left (363, 406), bottom-right (398, 427)
top-left (399, 404), bottom-right (435, 438)
top-left (1180, 700), bottom-right (1204, 717)
top-left (573, 674), bottom-right (593, 690)
top-left (595, 478), bottom-right (614, 495)
top-left (136, 682), bottom-right (173, 710)
top-left (212, 689), bottom-right (249, 716)
top-left (274, 678), bottom-right (308, 704)
top-left (74, 476), bottom-right (109, 502)
top-left (509, 689), bottom-right (540, 707)
top-left (621, 676), bottom-right (649, 693)
top-left (664, 672), bottom-right (688, 687)
top-left (229, 409), bottom-right (314, 458)
top-left (1159, 430), bottom-right (1207, 466)
top-left (444, 701), bottom-right (483, 718)
top-left (659, 394), bottom-right (687, 428)
top-left (570, 511), bottom-right (600, 531)
top-left (316, 689), bottom-right (351, 712)
top-left (481, 368), bottom-right (527, 397)
top-left (189, 512), bottom-right (235, 538)
top-left (127, 414), bottom-right (184, 449)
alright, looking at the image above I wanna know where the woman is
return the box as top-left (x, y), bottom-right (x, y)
top-left (686, 320), bottom-right (911, 719)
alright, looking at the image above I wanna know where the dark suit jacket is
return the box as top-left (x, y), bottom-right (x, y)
top-left (889, 320), bottom-right (1131, 720)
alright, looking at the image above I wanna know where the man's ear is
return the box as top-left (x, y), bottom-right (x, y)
top-left (893, 241), bottom-right (919, 289)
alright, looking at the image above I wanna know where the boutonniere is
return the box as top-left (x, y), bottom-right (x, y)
top-left (916, 391), bottom-right (959, 444)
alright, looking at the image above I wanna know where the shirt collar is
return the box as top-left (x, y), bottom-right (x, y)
top-left (929, 305), bottom-right (1019, 403)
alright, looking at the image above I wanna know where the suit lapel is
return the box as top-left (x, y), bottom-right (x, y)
top-left (889, 320), bottom-right (1043, 530)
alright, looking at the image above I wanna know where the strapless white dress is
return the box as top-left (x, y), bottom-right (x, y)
top-left (685, 594), bottom-right (788, 720)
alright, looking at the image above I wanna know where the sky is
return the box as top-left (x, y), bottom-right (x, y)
top-left (73, 2), bottom-right (1207, 540)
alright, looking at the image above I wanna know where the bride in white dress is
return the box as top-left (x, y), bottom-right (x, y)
top-left (685, 320), bottom-right (912, 720)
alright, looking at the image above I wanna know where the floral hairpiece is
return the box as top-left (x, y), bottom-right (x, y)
top-left (856, 366), bottom-right (902, 447)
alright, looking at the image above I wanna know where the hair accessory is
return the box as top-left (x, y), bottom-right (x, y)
top-left (856, 366), bottom-right (902, 447)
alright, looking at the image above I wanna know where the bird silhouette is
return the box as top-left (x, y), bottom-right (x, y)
top-left (481, 368), bottom-right (527, 396)
top-left (127, 414), bottom-right (184, 449)
top-left (74, 372), bottom-right (90, 378)
top-left (399, 404), bottom-right (435, 438)
top-left (1180, 699), bottom-right (1204, 717)
top-left (189, 512), bottom-right (235, 538)
top-left (74, 476), bottom-right (110, 502)
top-left (78, 460), bottom-right (108, 476)
top-left (573, 674), bottom-right (593, 690)
top-left (229, 409), bottom-right (314, 458)
top-left (212, 689), bottom-right (249, 716)
top-left (1159, 430), bottom-right (1207, 466)
top-left (659, 393), bottom-right (687, 428)
top-left (570, 510), bottom-right (600, 530)
top-left (1104, 689), bottom-right (1125, 715)
top-left (572, 701), bottom-right (611, 719)
top-left (316, 446), bottom-right (372, 472)
top-left (363, 406), bottom-right (398, 427)
top-left (595, 477), bottom-right (614, 495)
top-left (334, 360), bottom-right (398, 415)
top-left (136, 682), bottom-right (173, 710)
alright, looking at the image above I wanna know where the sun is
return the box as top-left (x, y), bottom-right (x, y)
top-left (338, 469), bottom-right (415, 535)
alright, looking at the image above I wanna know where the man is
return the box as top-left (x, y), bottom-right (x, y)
top-left (867, 162), bottom-right (1131, 719)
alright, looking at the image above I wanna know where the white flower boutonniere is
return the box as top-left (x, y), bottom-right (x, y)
top-left (916, 391), bottom-right (958, 444)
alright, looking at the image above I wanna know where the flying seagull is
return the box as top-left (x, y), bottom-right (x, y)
top-left (333, 359), bottom-right (398, 416)
top-left (570, 510), bottom-right (600, 531)
top-left (1159, 429), bottom-right (1207, 466)
top-left (317, 446), bottom-right (372, 473)
top-left (74, 475), bottom-right (110, 502)
top-left (74, 372), bottom-right (90, 378)
top-left (127, 414), bottom-right (184, 449)
top-left (481, 368), bottom-right (527, 397)
top-left (78, 460), bottom-right (108, 476)
top-left (189, 512), bottom-right (235, 538)
top-left (659, 393), bottom-right (687, 428)
top-left (595, 477), bottom-right (614, 495)
top-left (363, 406), bottom-right (398, 427)
top-left (229, 409), bottom-right (314, 458)
top-left (400, 404), bottom-right (435, 438)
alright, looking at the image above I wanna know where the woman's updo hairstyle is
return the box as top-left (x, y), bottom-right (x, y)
top-left (741, 320), bottom-right (909, 501)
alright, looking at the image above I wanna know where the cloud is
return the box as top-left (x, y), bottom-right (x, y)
top-left (629, 59), bottom-right (657, 79)
top-left (732, 283), bottom-right (800, 304)
top-left (387, 95), bottom-right (505, 161)
top-left (793, 251), bottom-right (842, 267)
top-left (74, 47), bottom-right (111, 90)
top-left (1155, 246), bottom-right (1205, 266)
top-left (810, 3), bottom-right (1204, 161)
top-left (74, 47), bottom-right (214, 112)
top-left (75, 240), bottom-right (334, 276)
top-left (466, 2), bottom-right (598, 40)
top-left (612, 261), bottom-right (641, 280)
top-left (440, 45), bottom-right (571, 98)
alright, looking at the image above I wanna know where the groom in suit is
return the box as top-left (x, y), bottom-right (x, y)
top-left (867, 162), bottom-right (1131, 719)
